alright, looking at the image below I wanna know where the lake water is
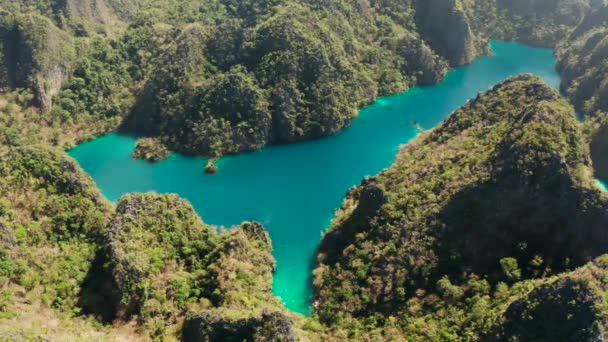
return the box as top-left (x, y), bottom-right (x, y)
top-left (69, 41), bottom-right (560, 314)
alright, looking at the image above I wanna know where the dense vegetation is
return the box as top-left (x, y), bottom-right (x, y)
top-left (0, 0), bottom-right (604, 158)
top-left (0, 147), bottom-right (300, 339)
top-left (313, 75), bottom-right (608, 339)
top-left (1, 0), bottom-right (490, 158)
top-left (2, 0), bottom-right (608, 340)
top-left (557, 4), bottom-right (608, 117)
top-left (490, 255), bottom-right (608, 341)
top-left (132, 137), bottom-right (170, 162)
top-left (492, 0), bottom-right (601, 47)
top-left (119, 0), bottom-right (491, 157)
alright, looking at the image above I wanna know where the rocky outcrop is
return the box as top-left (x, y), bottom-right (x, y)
top-left (398, 34), bottom-right (450, 85)
top-left (102, 193), bottom-right (215, 320)
top-left (496, 0), bottom-right (599, 47)
top-left (489, 256), bottom-right (608, 341)
top-left (415, 0), bottom-right (489, 66)
top-left (584, 113), bottom-right (608, 183)
top-left (318, 179), bottom-right (387, 266)
top-left (182, 309), bottom-right (295, 342)
top-left (132, 137), bottom-right (170, 162)
top-left (97, 192), bottom-right (282, 336)
top-left (0, 12), bottom-right (75, 110)
top-left (557, 4), bottom-right (608, 116)
top-left (119, 1), bottom-right (489, 158)
top-left (203, 221), bottom-right (277, 308)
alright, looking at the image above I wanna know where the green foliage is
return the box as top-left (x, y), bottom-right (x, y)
top-left (2, 0), bottom-right (495, 159)
top-left (500, 257), bottom-right (522, 282)
top-left (0, 146), bottom-right (291, 339)
top-left (1, 1), bottom-right (608, 340)
top-left (557, 5), bottom-right (608, 117)
top-left (98, 193), bottom-right (283, 337)
top-left (491, 257), bottom-right (608, 341)
top-left (314, 75), bottom-right (608, 339)
top-left (102, 193), bottom-right (216, 322)
top-left (132, 137), bottom-right (170, 162)
top-left (0, 146), bottom-right (109, 316)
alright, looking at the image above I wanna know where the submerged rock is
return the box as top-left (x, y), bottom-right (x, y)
top-left (205, 159), bottom-right (219, 174)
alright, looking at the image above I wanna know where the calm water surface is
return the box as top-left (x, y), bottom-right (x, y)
top-left (69, 41), bottom-right (560, 314)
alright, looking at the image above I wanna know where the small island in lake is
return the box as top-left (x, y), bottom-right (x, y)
top-left (132, 137), bottom-right (170, 162)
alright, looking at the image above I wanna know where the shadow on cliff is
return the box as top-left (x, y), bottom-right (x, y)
top-left (77, 249), bottom-right (120, 323)
top-left (436, 152), bottom-right (608, 284)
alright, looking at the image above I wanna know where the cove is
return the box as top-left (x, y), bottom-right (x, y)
top-left (69, 41), bottom-right (560, 315)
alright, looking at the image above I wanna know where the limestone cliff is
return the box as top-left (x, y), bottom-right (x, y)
top-left (0, 12), bottom-right (75, 109)
top-left (314, 75), bottom-right (608, 339)
top-left (415, 0), bottom-right (489, 66)
top-left (557, 4), bottom-right (608, 116)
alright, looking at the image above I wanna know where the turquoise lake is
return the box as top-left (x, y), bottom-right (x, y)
top-left (69, 41), bottom-right (561, 314)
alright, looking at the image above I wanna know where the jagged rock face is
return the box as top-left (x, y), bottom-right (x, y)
top-left (318, 179), bottom-right (387, 266)
top-left (496, 0), bottom-right (600, 47)
top-left (102, 193), bottom-right (215, 319)
top-left (314, 75), bottom-right (608, 326)
top-left (398, 34), bottom-right (450, 85)
top-left (35, 64), bottom-right (70, 110)
top-left (499, 0), bottom-right (595, 26)
top-left (118, 0), bottom-right (488, 158)
top-left (0, 10), bottom-right (12, 91)
top-left (414, 0), bottom-right (488, 66)
top-left (557, 4), bottom-right (608, 116)
top-left (0, 12), bottom-right (74, 109)
top-left (588, 114), bottom-right (608, 181)
top-left (182, 310), bottom-right (295, 342)
top-left (95, 192), bottom-right (278, 336)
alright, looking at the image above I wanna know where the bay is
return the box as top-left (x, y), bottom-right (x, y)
top-left (69, 41), bottom-right (560, 314)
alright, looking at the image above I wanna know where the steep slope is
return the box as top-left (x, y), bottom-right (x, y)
top-left (0, 146), bottom-right (114, 338)
top-left (495, 0), bottom-right (599, 47)
top-left (120, 0), bottom-right (487, 158)
top-left (0, 0), bottom-right (490, 159)
top-left (314, 75), bottom-right (608, 339)
top-left (586, 113), bottom-right (608, 181)
top-left (415, 0), bottom-right (489, 66)
top-left (83, 192), bottom-right (294, 338)
top-left (0, 11), bottom-right (76, 110)
top-left (0, 0), bottom-right (140, 35)
top-left (557, 4), bottom-right (608, 117)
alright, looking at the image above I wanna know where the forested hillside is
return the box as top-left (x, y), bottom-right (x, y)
top-left (1, 0), bottom-right (486, 158)
top-left (0, 146), bottom-right (306, 339)
top-left (2, 0), bottom-right (608, 340)
top-left (0, 0), bottom-right (603, 159)
top-left (558, 4), bottom-right (608, 117)
top-left (313, 75), bottom-right (608, 340)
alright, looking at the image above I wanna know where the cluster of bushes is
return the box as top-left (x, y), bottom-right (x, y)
top-left (132, 137), bottom-right (170, 161)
